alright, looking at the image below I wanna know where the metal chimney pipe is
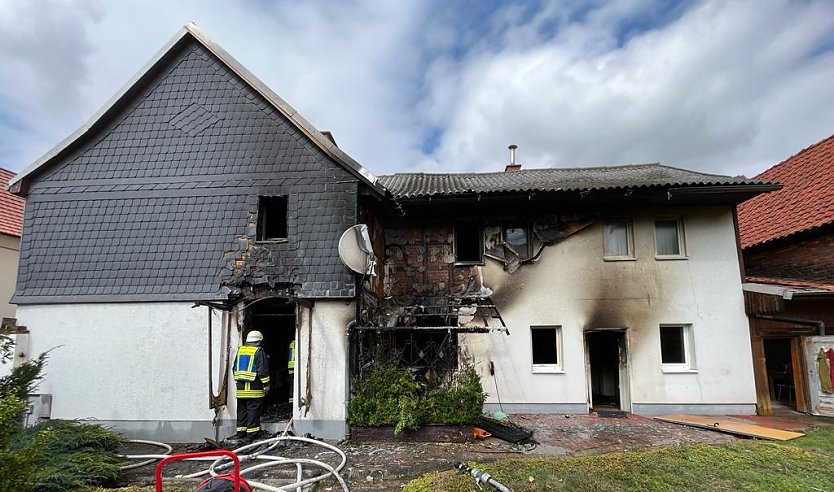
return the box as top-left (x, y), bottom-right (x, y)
top-left (505, 145), bottom-right (521, 172)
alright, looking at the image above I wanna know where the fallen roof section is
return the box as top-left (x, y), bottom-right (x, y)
top-left (379, 163), bottom-right (779, 199)
top-left (9, 22), bottom-right (384, 197)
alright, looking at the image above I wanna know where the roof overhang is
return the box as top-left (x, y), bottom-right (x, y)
top-left (9, 22), bottom-right (386, 198)
top-left (743, 282), bottom-right (834, 300)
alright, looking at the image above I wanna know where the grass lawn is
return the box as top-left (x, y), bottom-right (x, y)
top-left (404, 427), bottom-right (834, 492)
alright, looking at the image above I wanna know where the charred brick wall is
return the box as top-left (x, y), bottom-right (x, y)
top-left (743, 229), bottom-right (834, 285)
top-left (384, 223), bottom-right (474, 298)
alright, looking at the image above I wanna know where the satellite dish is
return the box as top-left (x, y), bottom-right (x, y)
top-left (338, 224), bottom-right (376, 276)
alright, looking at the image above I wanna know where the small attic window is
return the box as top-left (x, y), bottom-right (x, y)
top-left (257, 196), bottom-right (288, 241)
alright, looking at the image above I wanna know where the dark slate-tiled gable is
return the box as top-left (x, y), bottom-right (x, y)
top-left (15, 40), bottom-right (358, 303)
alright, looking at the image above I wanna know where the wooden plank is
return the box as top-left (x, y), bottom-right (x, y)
top-left (791, 337), bottom-right (808, 413)
top-left (750, 335), bottom-right (772, 416)
top-left (655, 414), bottom-right (805, 441)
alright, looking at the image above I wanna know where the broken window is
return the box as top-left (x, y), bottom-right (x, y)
top-left (455, 223), bottom-right (483, 264)
top-left (603, 220), bottom-right (632, 258)
top-left (531, 326), bottom-right (562, 372)
top-left (660, 324), bottom-right (695, 371)
top-left (654, 218), bottom-right (684, 257)
top-left (504, 225), bottom-right (531, 261)
top-left (257, 196), bottom-right (288, 241)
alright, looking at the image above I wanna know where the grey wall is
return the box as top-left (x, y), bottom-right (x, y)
top-left (15, 39), bottom-right (358, 303)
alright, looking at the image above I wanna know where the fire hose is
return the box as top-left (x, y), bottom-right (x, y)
top-left (119, 431), bottom-right (349, 491)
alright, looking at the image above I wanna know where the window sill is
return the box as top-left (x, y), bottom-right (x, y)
top-left (532, 366), bottom-right (564, 374)
top-left (255, 238), bottom-right (289, 244)
top-left (603, 256), bottom-right (637, 262)
top-left (655, 255), bottom-right (688, 261)
top-left (662, 366), bottom-right (698, 374)
top-left (454, 260), bottom-right (485, 267)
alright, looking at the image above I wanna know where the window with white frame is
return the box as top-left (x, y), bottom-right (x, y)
top-left (660, 324), bottom-right (696, 371)
top-left (654, 218), bottom-right (685, 257)
top-left (531, 326), bottom-right (563, 373)
top-left (603, 219), bottom-right (633, 259)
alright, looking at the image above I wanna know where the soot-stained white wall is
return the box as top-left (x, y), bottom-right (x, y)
top-left (463, 206), bottom-right (756, 414)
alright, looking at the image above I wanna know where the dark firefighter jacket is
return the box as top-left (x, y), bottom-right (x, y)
top-left (233, 344), bottom-right (270, 399)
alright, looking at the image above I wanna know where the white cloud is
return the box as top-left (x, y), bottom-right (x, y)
top-left (426, 0), bottom-right (834, 176)
top-left (0, 0), bottom-right (832, 178)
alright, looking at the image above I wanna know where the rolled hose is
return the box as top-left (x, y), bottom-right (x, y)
top-left (119, 434), bottom-right (349, 491)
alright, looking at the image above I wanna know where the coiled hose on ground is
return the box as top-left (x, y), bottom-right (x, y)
top-left (118, 422), bottom-right (349, 492)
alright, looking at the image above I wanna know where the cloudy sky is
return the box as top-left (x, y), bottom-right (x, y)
top-left (0, 0), bottom-right (832, 178)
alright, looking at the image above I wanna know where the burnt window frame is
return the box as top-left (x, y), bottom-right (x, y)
top-left (503, 223), bottom-right (533, 261)
top-left (454, 222), bottom-right (484, 265)
top-left (256, 195), bottom-right (289, 242)
top-left (659, 324), bottom-right (696, 372)
top-left (530, 325), bottom-right (563, 373)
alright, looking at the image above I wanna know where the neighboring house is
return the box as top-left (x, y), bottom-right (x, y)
top-left (10, 24), bottom-right (779, 442)
top-left (737, 133), bottom-right (834, 416)
top-left (0, 168), bottom-right (23, 320)
top-left (0, 167), bottom-right (24, 379)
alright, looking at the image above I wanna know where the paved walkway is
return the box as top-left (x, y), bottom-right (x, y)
top-left (339, 413), bottom-right (744, 490)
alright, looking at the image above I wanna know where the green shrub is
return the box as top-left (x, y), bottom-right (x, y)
top-left (0, 395), bottom-right (37, 491)
top-left (348, 365), bottom-right (419, 428)
top-left (0, 347), bottom-right (124, 492)
top-left (14, 420), bottom-right (124, 492)
top-left (349, 363), bottom-right (486, 434)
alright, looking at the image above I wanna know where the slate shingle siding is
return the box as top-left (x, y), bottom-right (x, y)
top-left (14, 39), bottom-right (358, 303)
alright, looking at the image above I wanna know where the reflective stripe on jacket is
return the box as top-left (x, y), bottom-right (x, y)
top-left (234, 345), bottom-right (259, 381)
top-left (234, 345), bottom-right (270, 384)
top-left (288, 340), bottom-right (295, 371)
top-left (237, 380), bottom-right (266, 399)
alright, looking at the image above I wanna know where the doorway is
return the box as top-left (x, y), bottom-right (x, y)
top-left (763, 338), bottom-right (796, 409)
top-left (586, 330), bottom-right (629, 411)
top-left (245, 298), bottom-right (296, 421)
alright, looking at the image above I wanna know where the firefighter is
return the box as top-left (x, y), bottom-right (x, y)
top-left (233, 330), bottom-right (270, 440)
top-left (287, 339), bottom-right (295, 404)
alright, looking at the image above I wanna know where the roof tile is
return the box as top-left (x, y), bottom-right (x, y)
top-left (737, 133), bottom-right (834, 248)
top-left (0, 168), bottom-right (24, 237)
top-left (379, 163), bottom-right (774, 199)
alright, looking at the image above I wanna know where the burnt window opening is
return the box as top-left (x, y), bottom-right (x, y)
top-left (504, 224), bottom-right (531, 261)
top-left (257, 196), bottom-right (288, 241)
top-left (531, 326), bottom-right (562, 371)
top-left (455, 223), bottom-right (483, 264)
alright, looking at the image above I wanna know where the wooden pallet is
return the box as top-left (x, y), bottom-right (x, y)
top-left (654, 414), bottom-right (805, 441)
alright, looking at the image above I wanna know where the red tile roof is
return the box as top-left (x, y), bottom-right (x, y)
top-left (738, 133), bottom-right (834, 248)
top-left (0, 168), bottom-right (24, 237)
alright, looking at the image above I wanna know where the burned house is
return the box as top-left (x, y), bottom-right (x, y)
top-left (9, 24), bottom-right (781, 442)
top-left (9, 24), bottom-right (388, 440)
top-left (370, 162), bottom-right (778, 416)
top-left (737, 133), bottom-right (834, 416)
